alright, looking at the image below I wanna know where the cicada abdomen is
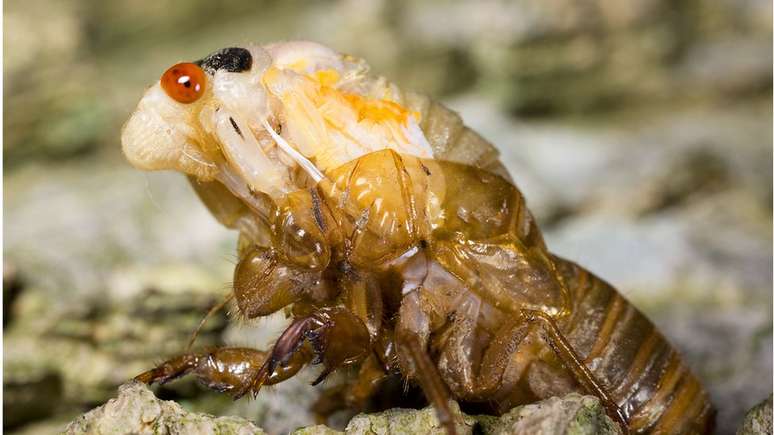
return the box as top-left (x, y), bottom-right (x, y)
top-left (553, 257), bottom-right (715, 433)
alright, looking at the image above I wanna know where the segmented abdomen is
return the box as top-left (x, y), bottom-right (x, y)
top-left (554, 257), bottom-right (714, 434)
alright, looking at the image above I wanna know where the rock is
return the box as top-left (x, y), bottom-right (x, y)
top-left (477, 394), bottom-right (622, 435)
top-left (343, 401), bottom-right (475, 435)
top-left (292, 426), bottom-right (343, 435)
top-left (737, 395), bottom-right (773, 435)
top-left (66, 383), bottom-right (621, 435)
top-left (3, 281), bottom-right (229, 407)
top-left (63, 381), bottom-right (265, 435)
top-left (339, 396), bottom-right (622, 435)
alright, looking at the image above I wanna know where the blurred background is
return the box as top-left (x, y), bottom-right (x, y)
top-left (3, 1), bottom-right (772, 434)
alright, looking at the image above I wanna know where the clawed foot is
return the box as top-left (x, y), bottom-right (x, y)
top-left (234, 307), bottom-right (371, 398)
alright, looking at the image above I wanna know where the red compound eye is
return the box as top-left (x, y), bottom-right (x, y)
top-left (160, 62), bottom-right (206, 104)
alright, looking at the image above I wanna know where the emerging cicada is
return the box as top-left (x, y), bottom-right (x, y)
top-left (123, 42), bottom-right (714, 434)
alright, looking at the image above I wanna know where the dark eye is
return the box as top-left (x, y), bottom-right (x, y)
top-left (161, 62), bottom-right (206, 104)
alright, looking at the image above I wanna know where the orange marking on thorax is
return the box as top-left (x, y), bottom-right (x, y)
top-left (309, 69), bottom-right (419, 125)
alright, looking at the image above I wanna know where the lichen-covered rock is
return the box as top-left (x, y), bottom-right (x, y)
top-left (63, 381), bottom-right (264, 435)
top-left (3, 281), bottom-right (228, 407)
top-left (737, 395), bottom-right (773, 435)
top-left (337, 396), bottom-right (621, 435)
top-left (66, 383), bottom-right (622, 435)
top-left (476, 393), bottom-right (622, 435)
top-left (343, 401), bottom-right (475, 435)
top-left (292, 425), bottom-right (343, 435)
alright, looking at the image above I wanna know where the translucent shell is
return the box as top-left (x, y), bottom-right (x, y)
top-left (160, 62), bottom-right (206, 103)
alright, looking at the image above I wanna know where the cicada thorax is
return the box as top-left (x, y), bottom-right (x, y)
top-left (258, 148), bottom-right (571, 318)
top-left (219, 149), bottom-right (441, 325)
top-left (317, 149), bottom-right (445, 268)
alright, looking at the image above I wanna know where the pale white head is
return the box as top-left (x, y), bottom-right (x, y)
top-left (122, 41), bottom-right (433, 208)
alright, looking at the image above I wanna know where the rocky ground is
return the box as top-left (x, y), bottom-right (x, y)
top-left (62, 382), bottom-right (623, 435)
top-left (4, 1), bottom-right (772, 434)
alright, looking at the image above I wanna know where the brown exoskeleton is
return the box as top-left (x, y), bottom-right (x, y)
top-left (123, 42), bottom-right (714, 434)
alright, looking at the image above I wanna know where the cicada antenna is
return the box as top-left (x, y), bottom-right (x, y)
top-left (186, 293), bottom-right (235, 352)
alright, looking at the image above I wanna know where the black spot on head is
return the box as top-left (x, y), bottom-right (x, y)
top-left (195, 47), bottom-right (252, 74)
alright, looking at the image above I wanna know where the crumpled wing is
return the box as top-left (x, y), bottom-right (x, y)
top-left (400, 92), bottom-right (512, 181)
top-left (427, 159), bottom-right (568, 315)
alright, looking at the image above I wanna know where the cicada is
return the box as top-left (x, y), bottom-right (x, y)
top-left (123, 42), bottom-right (714, 434)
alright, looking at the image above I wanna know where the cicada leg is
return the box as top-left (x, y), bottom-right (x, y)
top-left (233, 246), bottom-right (327, 319)
top-left (343, 353), bottom-right (388, 407)
top-left (311, 383), bottom-right (349, 424)
top-left (313, 351), bottom-right (389, 421)
top-left (395, 291), bottom-right (461, 435)
top-left (135, 347), bottom-right (269, 397)
top-left (234, 306), bottom-right (371, 399)
top-left (523, 309), bottom-right (630, 434)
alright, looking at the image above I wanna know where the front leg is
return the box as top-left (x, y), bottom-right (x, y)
top-left (233, 245), bottom-right (333, 319)
top-left (232, 187), bottom-right (341, 320)
top-left (135, 347), bottom-right (269, 397)
top-left (236, 306), bottom-right (371, 398)
top-left (312, 350), bottom-right (393, 425)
